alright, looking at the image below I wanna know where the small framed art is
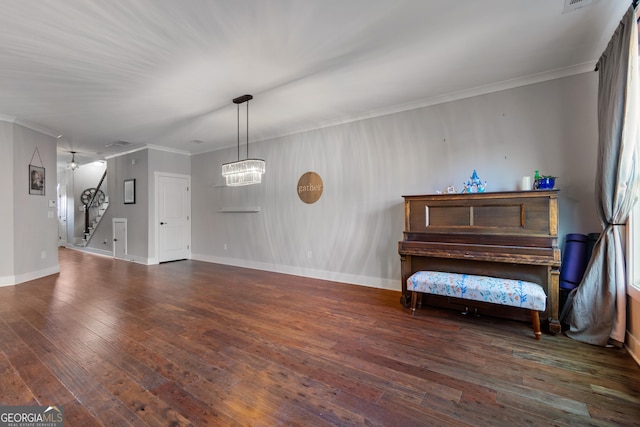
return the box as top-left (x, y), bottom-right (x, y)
top-left (124, 179), bottom-right (136, 204)
top-left (29, 165), bottom-right (45, 195)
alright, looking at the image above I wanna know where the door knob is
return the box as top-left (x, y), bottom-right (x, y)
top-left (113, 238), bottom-right (117, 241)
top-left (160, 222), bottom-right (166, 225)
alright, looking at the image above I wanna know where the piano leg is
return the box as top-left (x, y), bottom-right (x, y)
top-left (400, 254), bottom-right (411, 307)
top-left (548, 268), bottom-right (561, 334)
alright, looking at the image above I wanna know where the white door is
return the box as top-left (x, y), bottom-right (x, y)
top-left (57, 184), bottom-right (67, 246)
top-left (113, 218), bottom-right (127, 260)
top-left (157, 173), bottom-right (191, 263)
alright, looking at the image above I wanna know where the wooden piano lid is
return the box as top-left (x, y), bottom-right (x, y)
top-left (402, 189), bottom-right (559, 239)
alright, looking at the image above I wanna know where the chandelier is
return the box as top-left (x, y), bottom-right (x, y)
top-left (68, 151), bottom-right (80, 170)
top-left (221, 94), bottom-right (265, 186)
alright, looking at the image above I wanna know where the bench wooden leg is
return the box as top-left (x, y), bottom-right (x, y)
top-left (410, 291), bottom-right (417, 315)
top-left (531, 310), bottom-right (541, 340)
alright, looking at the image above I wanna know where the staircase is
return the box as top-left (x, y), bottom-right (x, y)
top-left (75, 170), bottom-right (109, 247)
top-left (78, 197), bottom-right (109, 246)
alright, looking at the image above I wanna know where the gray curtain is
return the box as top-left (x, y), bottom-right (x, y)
top-left (566, 6), bottom-right (639, 346)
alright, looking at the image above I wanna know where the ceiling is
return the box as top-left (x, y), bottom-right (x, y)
top-left (0, 0), bottom-right (631, 166)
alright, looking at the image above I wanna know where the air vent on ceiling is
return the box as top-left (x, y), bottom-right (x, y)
top-left (563, 0), bottom-right (595, 14)
top-left (105, 140), bottom-right (131, 148)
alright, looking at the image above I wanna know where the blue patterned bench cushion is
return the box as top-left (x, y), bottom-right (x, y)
top-left (407, 271), bottom-right (546, 311)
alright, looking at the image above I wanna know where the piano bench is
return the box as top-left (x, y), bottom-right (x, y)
top-left (407, 271), bottom-right (547, 340)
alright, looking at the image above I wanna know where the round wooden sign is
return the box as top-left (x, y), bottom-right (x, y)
top-left (297, 172), bottom-right (323, 204)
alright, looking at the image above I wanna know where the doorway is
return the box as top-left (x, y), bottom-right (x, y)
top-left (113, 218), bottom-right (127, 260)
top-left (156, 172), bottom-right (191, 263)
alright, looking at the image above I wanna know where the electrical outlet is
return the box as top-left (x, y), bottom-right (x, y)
top-left (41, 251), bottom-right (46, 259)
top-left (307, 250), bottom-right (312, 259)
top-left (224, 243), bottom-right (228, 251)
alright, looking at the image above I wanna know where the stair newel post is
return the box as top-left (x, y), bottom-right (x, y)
top-left (84, 204), bottom-right (90, 235)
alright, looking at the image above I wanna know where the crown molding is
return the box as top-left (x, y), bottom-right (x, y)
top-left (17, 119), bottom-right (59, 138)
top-left (104, 143), bottom-right (191, 160)
top-left (145, 144), bottom-right (191, 156)
top-left (367, 61), bottom-right (598, 118)
top-left (197, 61), bottom-right (597, 155)
top-left (276, 61), bottom-right (598, 139)
top-left (0, 114), bottom-right (17, 123)
top-left (0, 115), bottom-right (59, 138)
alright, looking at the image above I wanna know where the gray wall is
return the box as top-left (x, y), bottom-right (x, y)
top-left (0, 121), bottom-right (15, 280)
top-left (0, 72), bottom-right (602, 288)
top-left (0, 120), bottom-right (59, 285)
top-left (191, 72), bottom-right (601, 291)
top-left (86, 148), bottom-right (191, 263)
top-left (101, 150), bottom-right (150, 261)
top-left (13, 125), bottom-right (59, 278)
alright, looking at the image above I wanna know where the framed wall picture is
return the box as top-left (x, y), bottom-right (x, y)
top-left (29, 165), bottom-right (45, 195)
top-left (124, 179), bottom-right (136, 204)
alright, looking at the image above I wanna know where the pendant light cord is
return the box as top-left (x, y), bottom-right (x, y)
top-left (236, 103), bottom-right (240, 161)
top-left (231, 94), bottom-right (254, 161)
top-left (246, 100), bottom-right (250, 159)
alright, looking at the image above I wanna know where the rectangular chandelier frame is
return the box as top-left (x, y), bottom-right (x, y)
top-left (222, 159), bottom-right (266, 186)
top-left (222, 94), bottom-right (265, 186)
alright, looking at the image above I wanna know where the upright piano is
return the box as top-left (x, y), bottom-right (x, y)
top-left (398, 190), bottom-right (562, 333)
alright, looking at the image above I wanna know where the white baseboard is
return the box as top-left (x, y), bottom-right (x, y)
top-left (127, 254), bottom-right (156, 265)
top-left (64, 245), bottom-right (157, 265)
top-left (65, 245), bottom-right (112, 258)
top-left (190, 253), bottom-right (401, 291)
top-left (0, 274), bottom-right (16, 287)
top-left (0, 264), bottom-right (61, 287)
top-left (626, 329), bottom-right (640, 367)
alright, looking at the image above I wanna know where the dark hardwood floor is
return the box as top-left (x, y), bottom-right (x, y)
top-left (1, 248), bottom-right (639, 426)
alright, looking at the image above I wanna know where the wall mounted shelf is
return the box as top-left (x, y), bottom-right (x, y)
top-left (218, 207), bottom-right (261, 213)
